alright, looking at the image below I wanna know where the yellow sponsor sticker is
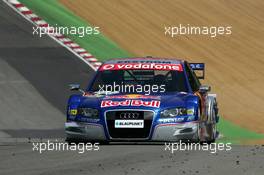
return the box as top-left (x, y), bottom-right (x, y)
top-left (69, 109), bottom-right (77, 115)
top-left (126, 94), bottom-right (142, 98)
top-left (187, 109), bottom-right (194, 115)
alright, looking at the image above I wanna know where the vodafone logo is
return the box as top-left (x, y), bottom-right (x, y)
top-left (101, 100), bottom-right (160, 108)
top-left (99, 63), bottom-right (183, 71)
top-left (101, 64), bottom-right (115, 70)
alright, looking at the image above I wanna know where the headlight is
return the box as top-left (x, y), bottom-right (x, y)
top-left (78, 108), bottom-right (99, 118)
top-left (160, 107), bottom-right (187, 118)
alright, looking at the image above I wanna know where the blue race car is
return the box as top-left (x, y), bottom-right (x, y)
top-left (65, 58), bottom-right (219, 143)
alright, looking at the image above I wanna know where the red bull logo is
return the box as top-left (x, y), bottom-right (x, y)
top-left (101, 100), bottom-right (160, 108)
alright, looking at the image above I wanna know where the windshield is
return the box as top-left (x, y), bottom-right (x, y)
top-left (89, 69), bottom-right (188, 94)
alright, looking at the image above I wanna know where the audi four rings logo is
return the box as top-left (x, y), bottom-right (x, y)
top-left (120, 112), bottom-right (140, 119)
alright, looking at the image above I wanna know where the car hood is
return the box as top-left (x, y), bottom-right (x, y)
top-left (77, 92), bottom-right (198, 110)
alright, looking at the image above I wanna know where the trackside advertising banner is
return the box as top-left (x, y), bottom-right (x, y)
top-left (99, 63), bottom-right (183, 71)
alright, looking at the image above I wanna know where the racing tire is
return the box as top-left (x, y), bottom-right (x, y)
top-left (195, 107), bottom-right (202, 143)
top-left (206, 105), bottom-right (217, 144)
top-left (206, 123), bottom-right (216, 144)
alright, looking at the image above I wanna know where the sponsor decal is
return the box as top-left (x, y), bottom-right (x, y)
top-left (187, 108), bottom-right (195, 115)
top-left (158, 118), bottom-right (185, 123)
top-left (187, 116), bottom-right (195, 121)
top-left (189, 63), bottom-right (205, 70)
top-left (104, 94), bottom-right (160, 99)
top-left (99, 63), bottom-right (183, 71)
top-left (83, 92), bottom-right (103, 98)
top-left (69, 109), bottom-right (77, 115)
top-left (101, 100), bottom-right (160, 108)
top-left (115, 120), bottom-right (144, 128)
top-left (78, 117), bottom-right (100, 123)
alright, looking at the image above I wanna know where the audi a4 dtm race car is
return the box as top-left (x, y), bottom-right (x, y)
top-left (65, 58), bottom-right (219, 143)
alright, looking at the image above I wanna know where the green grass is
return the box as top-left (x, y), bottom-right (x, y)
top-left (217, 117), bottom-right (264, 144)
top-left (20, 0), bottom-right (132, 61)
top-left (19, 0), bottom-right (264, 144)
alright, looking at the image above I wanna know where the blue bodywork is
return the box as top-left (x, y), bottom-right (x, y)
top-left (67, 92), bottom-right (199, 140)
top-left (66, 58), bottom-right (218, 142)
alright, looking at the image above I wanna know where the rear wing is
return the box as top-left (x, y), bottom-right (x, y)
top-left (189, 63), bottom-right (205, 79)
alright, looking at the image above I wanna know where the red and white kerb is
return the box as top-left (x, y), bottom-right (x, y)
top-left (4, 0), bottom-right (102, 70)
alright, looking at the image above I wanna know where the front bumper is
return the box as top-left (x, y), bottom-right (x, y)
top-left (152, 122), bottom-right (199, 141)
top-left (65, 121), bottom-right (199, 142)
top-left (65, 122), bottom-right (106, 141)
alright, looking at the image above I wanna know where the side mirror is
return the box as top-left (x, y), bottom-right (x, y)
top-left (69, 84), bottom-right (80, 91)
top-left (199, 85), bottom-right (211, 93)
top-left (69, 84), bottom-right (85, 94)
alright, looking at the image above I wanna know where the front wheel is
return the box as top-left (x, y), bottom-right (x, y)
top-left (206, 104), bottom-right (218, 144)
top-left (195, 108), bottom-right (202, 143)
top-left (206, 123), bottom-right (217, 144)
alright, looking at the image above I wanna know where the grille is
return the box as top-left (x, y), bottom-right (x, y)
top-left (105, 110), bottom-right (154, 139)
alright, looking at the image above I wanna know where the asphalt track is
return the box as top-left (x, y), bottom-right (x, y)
top-left (0, 1), bottom-right (263, 175)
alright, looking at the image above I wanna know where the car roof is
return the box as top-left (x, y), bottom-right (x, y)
top-left (104, 57), bottom-right (185, 64)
